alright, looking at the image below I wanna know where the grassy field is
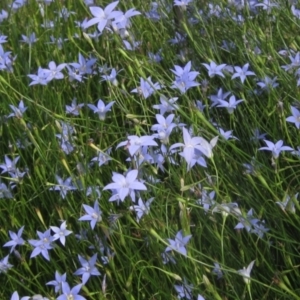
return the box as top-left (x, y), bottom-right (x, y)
top-left (1, 0), bottom-right (300, 299)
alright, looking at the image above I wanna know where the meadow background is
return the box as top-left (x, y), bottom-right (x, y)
top-left (0, 0), bottom-right (300, 299)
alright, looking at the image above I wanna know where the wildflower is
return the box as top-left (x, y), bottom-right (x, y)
top-left (286, 106), bottom-right (300, 129)
top-left (276, 193), bottom-right (298, 213)
top-left (196, 190), bottom-right (216, 212)
top-left (212, 202), bottom-right (240, 218)
top-left (202, 61), bottom-right (226, 78)
top-left (161, 252), bottom-right (176, 264)
top-left (0, 181), bottom-right (13, 198)
top-left (259, 140), bottom-right (293, 159)
top-left (57, 282), bottom-right (86, 300)
top-left (212, 262), bottom-right (223, 279)
top-left (174, 0), bottom-right (193, 9)
top-left (195, 100), bottom-right (206, 112)
top-left (50, 221), bottom-right (72, 246)
top-left (88, 99), bottom-right (115, 120)
top-left (165, 230), bottom-right (192, 256)
top-left (117, 135), bottom-right (158, 156)
top-left (217, 95), bottom-right (244, 114)
top-left (172, 128), bottom-right (218, 163)
top-left (238, 260), bottom-right (255, 285)
top-left (78, 201), bottom-right (102, 230)
top-left (8, 100), bottom-right (27, 118)
top-left (65, 98), bottom-right (84, 116)
top-left (49, 175), bottom-right (76, 199)
top-left (46, 271), bottom-right (67, 294)
top-left (148, 50), bottom-right (162, 63)
top-left (28, 229), bottom-right (53, 261)
top-left (84, 1), bottom-right (122, 33)
top-left (174, 279), bottom-right (193, 299)
top-left (129, 197), bottom-right (154, 222)
top-left (219, 128), bottom-right (238, 140)
top-left (69, 53), bottom-right (97, 76)
top-left (0, 155), bottom-right (20, 174)
top-left (250, 128), bottom-right (267, 142)
top-left (151, 114), bottom-right (176, 144)
top-left (100, 68), bottom-right (120, 86)
top-left (255, 0), bottom-right (278, 13)
top-left (123, 39), bottom-right (141, 50)
top-left (231, 63), bottom-right (255, 83)
top-left (153, 95), bottom-right (179, 115)
top-left (91, 148), bottom-right (112, 166)
top-left (3, 226), bottom-right (25, 253)
top-left (74, 254), bottom-right (101, 284)
top-left (44, 61), bottom-right (66, 81)
top-left (209, 88), bottom-right (231, 107)
top-left (103, 170), bottom-right (147, 202)
top-left (171, 61), bottom-right (200, 93)
top-left (0, 255), bottom-right (13, 273)
top-left (257, 76), bottom-right (278, 91)
top-left (131, 76), bottom-right (162, 99)
top-left (28, 67), bottom-right (50, 86)
top-left (170, 127), bottom-right (202, 166)
top-left (66, 65), bottom-right (83, 82)
top-left (113, 8), bottom-right (141, 30)
top-left (10, 291), bottom-right (30, 300)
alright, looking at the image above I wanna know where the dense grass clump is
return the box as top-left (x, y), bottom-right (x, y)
top-left (1, 0), bottom-right (300, 299)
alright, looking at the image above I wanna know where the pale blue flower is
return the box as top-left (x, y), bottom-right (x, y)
top-left (3, 226), bottom-right (25, 253)
top-left (129, 197), bottom-right (154, 222)
top-left (103, 170), bottom-right (147, 202)
top-left (78, 201), bottom-right (102, 230)
top-left (231, 63), bottom-right (255, 83)
top-left (57, 282), bottom-right (86, 300)
top-left (88, 99), bottom-right (115, 120)
top-left (46, 271), bottom-right (67, 293)
top-left (202, 61), bottom-right (226, 78)
top-left (74, 253), bottom-right (101, 284)
top-left (238, 260), bottom-right (255, 285)
top-left (165, 230), bottom-right (192, 256)
top-left (217, 95), bottom-right (244, 114)
top-left (259, 140), bottom-right (294, 158)
top-left (84, 1), bottom-right (122, 33)
top-left (286, 106), bottom-right (300, 129)
top-left (50, 221), bottom-right (72, 246)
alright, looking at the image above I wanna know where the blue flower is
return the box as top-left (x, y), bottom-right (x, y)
top-left (49, 175), bottom-right (76, 199)
top-left (103, 170), bottom-right (147, 202)
top-left (46, 271), bottom-right (67, 294)
top-left (165, 230), bottom-right (192, 256)
top-left (0, 155), bottom-right (20, 174)
top-left (129, 197), bottom-right (154, 222)
top-left (238, 260), bottom-right (255, 285)
top-left (65, 98), bottom-right (84, 116)
top-left (50, 221), bottom-right (72, 246)
top-left (202, 61), bottom-right (226, 78)
top-left (117, 135), bottom-right (158, 156)
top-left (28, 229), bottom-right (53, 261)
top-left (217, 95), bottom-right (244, 114)
top-left (153, 95), bottom-right (178, 115)
top-left (231, 63), bottom-right (255, 83)
top-left (88, 99), bottom-right (115, 120)
top-left (74, 253), bottom-right (101, 284)
top-left (259, 140), bottom-right (294, 159)
top-left (286, 106), bottom-right (300, 129)
top-left (170, 61), bottom-right (199, 93)
top-left (131, 76), bottom-right (163, 99)
top-left (8, 100), bottom-right (27, 118)
top-left (0, 255), bottom-right (13, 273)
top-left (78, 201), bottom-right (102, 230)
top-left (57, 282), bottom-right (86, 300)
top-left (3, 226), bottom-right (25, 253)
top-left (84, 1), bottom-right (122, 33)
